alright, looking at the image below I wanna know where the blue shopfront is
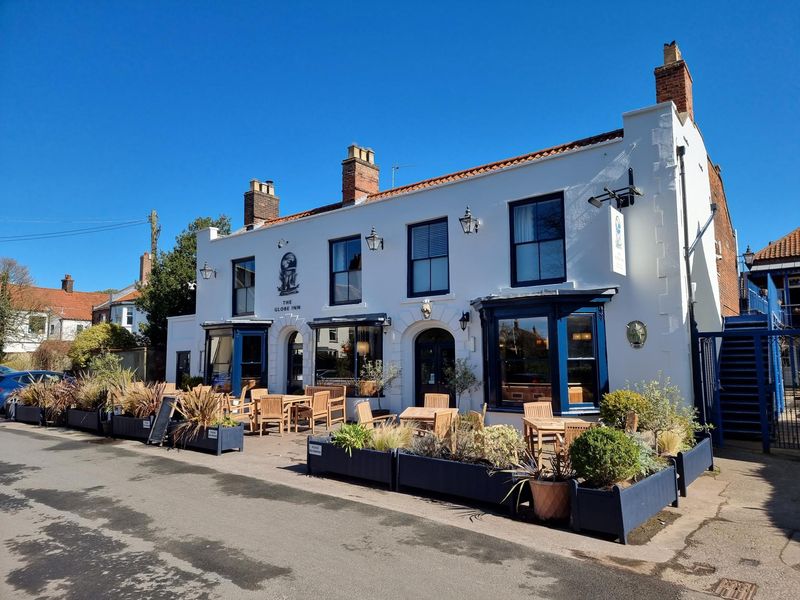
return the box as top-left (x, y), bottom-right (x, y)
top-left (472, 290), bottom-right (614, 416)
top-left (203, 321), bottom-right (272, 394)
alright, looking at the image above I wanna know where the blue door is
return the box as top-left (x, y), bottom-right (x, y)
top-left (231, 330), bottom-right (267, 395)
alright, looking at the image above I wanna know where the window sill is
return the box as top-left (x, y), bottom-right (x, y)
top-left (320, 302), bottom-right (369, 312)
top-left (400, 292), bottom-right (455, 304)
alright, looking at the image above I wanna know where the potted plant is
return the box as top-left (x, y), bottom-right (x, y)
top-left (10, 381), bottom-right (48, 425)
top-left (111, 382), bottom-right (166, 441)
top-left (67, 376), bottom-right (108, 433)
top-left (505, 449), bottom-right (574, 522)
top-left (568, 426), bottom-right (678, 544)
top-left (358, 360), bottom-right (400, 416)
top-left (396, 421), bottom-right (527, 512)
top-left (442, 358), bottom-right (481, 411)
top-left (307, 422), bottom-right (405, 488)
top-left (171, 387), bottom-right (244, 455)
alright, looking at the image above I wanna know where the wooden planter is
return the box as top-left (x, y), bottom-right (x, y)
top-left (570, 465), bottom-right (679, 544)
top-left (306, 437), bottom-right (395, 488)
top-left (170, 423), bottom-right (244, 455)
top-left (66, 408), bottom-right (104, 434)
top-left (530, 480), bottom-right (570, 521)
top-left (111, 415), bottom-right (153, 441)
top-left (396, 452), bottom-right (522, 513)
top-left (674, 434), bottom-right (714, 497)
top-left (14, 404), bottom-right (43, 425)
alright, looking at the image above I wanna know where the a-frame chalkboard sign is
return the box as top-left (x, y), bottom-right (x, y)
top-left (147, 395), bottom-right (177, 446)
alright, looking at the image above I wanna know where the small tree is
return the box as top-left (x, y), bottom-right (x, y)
top-left (0, 257), bottom-right (43, 362)
top-left (443, 358), bottom-right (481, 410)
top-left (359, 359), bottom-right (401, 411)
top-left (68, 323), bottom-right (136, 370)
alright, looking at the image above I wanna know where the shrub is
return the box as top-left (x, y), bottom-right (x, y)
top-left (569, 426), bottom-right (640, 488)
top-left (32, 340), bottom-right (72, 371)
top-left (180, 374), bottom-right (204, 391)
top-left (68, 323), bottom-right (136, 369)
top-left (3, 353), bottom-right (33, 371)
top-left (600, 389), bottom-right (648, 430)
top-left (331, 423), bottom-right (373, 456)
top-left (476, 425), bottom-right (526, 469)
top-left (635, 375), bottom-right (702, 451)
top-left (369, 422), bottom-right (413, 452)
top-left (73, 376), bottom-right (106, 410)
top-left (630, 433), bottom-right (669, 480)
top-left (122, 382), bottom-right (166, 418)
top-left (173, 387), bottom-right (223, 446)
top-left (12, 378), bottom-right (75, 422)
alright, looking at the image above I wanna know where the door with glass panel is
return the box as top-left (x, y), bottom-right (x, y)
top-left (286, 332), bottom-right (304, 394)
top-left (414, 328), bottom-right (455, 406)
top-left (560, 311), bottom-right (601, 413)
top-left (232, 330), bottom-right (267, 395)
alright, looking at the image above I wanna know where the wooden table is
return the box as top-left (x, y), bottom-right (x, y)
top-left (399, 406), bottom-right (459, 424)
top-left (523, 416), bottom-right (588, 467)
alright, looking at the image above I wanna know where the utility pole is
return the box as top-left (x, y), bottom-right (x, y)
top-left (148, 210), bottom-right (160, 257)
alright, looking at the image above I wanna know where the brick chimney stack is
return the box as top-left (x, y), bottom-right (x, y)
top-left (244, 179), bottom-right (280, 227)
top-left (139, 252), bottom-right (152, 284)
top-left (655, 41), bottom-right (693, 120)
top-left (61, 274), bottom-right (74, 293)
top-left (342, 144), bottom-right (379, 205)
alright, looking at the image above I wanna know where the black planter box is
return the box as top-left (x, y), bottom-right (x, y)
top-left (66, 408), bottom-right (103, 434)
top-left (396, 452), bottom-right (521, 513)
top-left (171, 423), bottom-right (244, 455)
top-left (570, 465), bottom-right (679, 544)
top-left (675, 434), bottom-right (714, 497)
top-left (306, 437), bottom-right (395, 487)
top-left (14, 404), bottom-right (43, 425)
top-left (112, 415), bottom-right (153, 441)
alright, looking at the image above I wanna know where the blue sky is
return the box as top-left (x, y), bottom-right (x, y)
top-left (1, 1), bottom-right (798, 291)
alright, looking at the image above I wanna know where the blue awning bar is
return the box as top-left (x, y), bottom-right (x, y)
top-left (201, 319), bottom-right (273, 329)
top-left (309, 313), bottom-right (390, 328)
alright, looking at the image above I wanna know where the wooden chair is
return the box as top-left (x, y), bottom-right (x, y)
top-left (432, 411), bottom-right (453, 438)
top-left (257, 395), bottom-right (290, 436)
top-left (523, 401), bottom-right (557, 454)
top-left (468, 410), bottom-right (485, 429)
top-left (559, 422), bottom-right (595, 452)
top-left (228, 383), bottom-right (257, 432)
top-left (293, 391), bottom-right (331, 434)
top-left (304, 385), bottom-right (346, 428)
top-left (423, 393), bottom-right (450, 409)
top-left (356, 402), bottom-right (396, 428)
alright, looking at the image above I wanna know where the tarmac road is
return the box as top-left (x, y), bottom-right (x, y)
top-left (0, 423), bottom-right (687, 600)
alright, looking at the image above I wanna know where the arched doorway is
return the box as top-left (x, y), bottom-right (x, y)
top-left (286, 331), bottom-right (304, 394)
top-left (414, 328), bottom-right (455, 406)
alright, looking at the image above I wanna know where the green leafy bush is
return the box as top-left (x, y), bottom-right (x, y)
top-left (635, 375), bottom-right (702, 451)
top-left (331, 423), bottom-right (373, 456)
top-left (630, 433), bottom-right (668, 480)
top-left (181, 374), bottom-right (204, 391)
top-left (569, 426), bottom-right (640, 487)
top-left (476, 425), bottom-right (526, 468)
top-left (600, 389), bottom-right (648, 430)
top-left (68, 323), bottom-right (136, 369)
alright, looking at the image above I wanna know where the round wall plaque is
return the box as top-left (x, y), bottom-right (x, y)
top-left (626, 320), bottom-right (647, 348)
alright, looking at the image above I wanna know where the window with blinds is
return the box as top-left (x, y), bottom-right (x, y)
top-left (509, 193), bottom-right (566, 286)
top-left (408, 218), bottom-right (449, 297)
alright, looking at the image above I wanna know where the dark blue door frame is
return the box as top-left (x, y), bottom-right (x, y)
top-left (231, 329), bottom-right (268, 395)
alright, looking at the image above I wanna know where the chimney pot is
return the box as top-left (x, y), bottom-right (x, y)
top-left (342, 144), bottom-right (379, 205)
top-left (654, 41), bottom-right (694, 120)
top-left (244, 178), bottom-right (280, 227)
top-left (61, 274), bottom-right (74, 293)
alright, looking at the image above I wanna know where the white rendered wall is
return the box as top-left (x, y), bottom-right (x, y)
top-left (166, 315), bottom-right (201, 383)
top-left (176, 102), bottom-right (722, 412)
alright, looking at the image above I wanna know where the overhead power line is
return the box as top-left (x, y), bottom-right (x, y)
top-left (0, 219), bottom-right (148, 243)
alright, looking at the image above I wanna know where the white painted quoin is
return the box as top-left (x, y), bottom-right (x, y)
top-left (167, 45), bottom-right (731, 419)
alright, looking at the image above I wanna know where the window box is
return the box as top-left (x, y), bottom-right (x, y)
top-left (674, 434), bottom-right (714, 497)
top-left (306, 437), bottom-right (395, 488)
top-left (13, 404), bottom-right (43, 426)
top-left (569, 465), bottom-right (679, 544)
top-left (395, 452), bottom-right (523, 514)
top-left (66, 408), bottom-right (104, 434)
top-left (169, 423), bottom-right (244, 455)
top-left (111, 415), bottom-right (154, 441)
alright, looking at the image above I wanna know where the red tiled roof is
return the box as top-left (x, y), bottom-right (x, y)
top-left (262, 128), bottom-right (624, 226)
top-left (115, 289), bottom-right (141, 303)
top-left (367, 129), bottom-right (624, 201)
top-left (754, 226), bottom-right (800, 262)
top-left (10, 285), bottom-right (108, 321)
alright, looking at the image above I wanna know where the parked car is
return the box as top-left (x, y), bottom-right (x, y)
top-left (0, 370), bottom-right (66, 411)
top-left (0, 365), bottom-right (16, 375)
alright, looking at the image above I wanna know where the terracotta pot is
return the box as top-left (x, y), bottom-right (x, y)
top-left (530, 479), bottom-right (571, 521)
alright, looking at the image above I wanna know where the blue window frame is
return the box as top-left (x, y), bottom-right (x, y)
top-left (509, 193), bottom-right (566, 287)
top-left (232, 257), bottom-right (255, 316)
top-left (329, 236), bottom-right (362, 305)
top-left (408, 218), bottom-right (449, 297)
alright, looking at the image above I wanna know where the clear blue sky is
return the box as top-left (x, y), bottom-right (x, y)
top-left (1, 1), bottom-right (798, 291)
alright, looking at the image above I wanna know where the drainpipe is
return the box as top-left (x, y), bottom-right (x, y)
top-left (677, 145), bottom-right (705, 421)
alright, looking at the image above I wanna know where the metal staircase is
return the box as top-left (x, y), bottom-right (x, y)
top-left (718, 315), bottom-right (769, 439)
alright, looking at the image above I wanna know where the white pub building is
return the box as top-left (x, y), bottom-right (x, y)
top-left (166, 43), bottom-right (738, 422)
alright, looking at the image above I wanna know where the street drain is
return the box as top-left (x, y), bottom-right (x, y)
top-left (713, 578), bottom-right (758, 600)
